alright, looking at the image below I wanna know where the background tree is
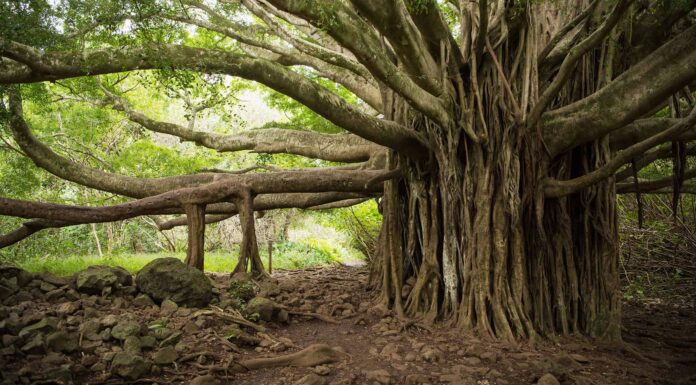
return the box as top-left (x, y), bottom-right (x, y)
top-left (1, 0), bottom-right (695, 343)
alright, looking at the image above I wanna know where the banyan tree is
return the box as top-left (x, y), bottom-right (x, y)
top-left (1, 0), bottom-right (695, 343)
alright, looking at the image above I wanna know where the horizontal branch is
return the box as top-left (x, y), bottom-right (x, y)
top-left (0, 40), bottom-right (426, 155)
top-left (615, 142), bottom-right (696, 182)
top-left (543, 23), bottom-right (696, 156)
top-left (544, 106), bottom-right (696, 197)
top-left (616, 167), bottom-right (696, 194)
top-left (99, 86), bottom-right (383, 163)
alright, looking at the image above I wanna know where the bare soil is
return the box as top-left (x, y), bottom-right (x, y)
top-left (2, 265), bottom-right (695, 385)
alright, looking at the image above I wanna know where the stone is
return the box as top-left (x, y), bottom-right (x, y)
top-left (140, 335), bottom-right (157, 349)
top-left (295, 373), bottom-right (327, 385)
top-left (405, 374), bottom-right (430, 385)
top-left (228, 277), bottom-right (258, 302)
top-left (190, 375), bottom-right (221, 385)
top-left (20, 333), bottom-right (45, 354)
top-left (364, 369), bottom-right (391, 385)
top-left (135, 258), bottom-right (212, 307)
top-left (0, 265), bottom-right (34, 287)
top-left (537, 373), bottom-right (560, 385)
top-left (100, 314), bottom-right (118, 328)
top-left (19, 317), bottom-right (58, 337)
top-left (111, 352), bottom-right (150, 380)
top-left (160, 299), bottom-right (178, 316)
top-left (75, 265), bottom-right (132, 294)
top-left (159, 331), bottom-right (182, 347)
top-left (45, 331), bottom-right (78, 353)
top-left (257, 280), bottom-right (281, 298)
top-left (133, 293), bottom-right (155, 307)
top-left (111, 320), bottom-right (141, 340)
top-left (56, 302), bottom-right (79, 316)
top-left (153, 346), bottom-right (178, 364)
top-left (123, 336), bottom-right (141, 353)
top-left (313, 365), bottom-right (331, 376)
top-left (245, 297), bottom-right (280, 322)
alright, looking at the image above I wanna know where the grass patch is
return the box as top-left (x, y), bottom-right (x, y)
top-left (10, 240), bottom-right (347, 276)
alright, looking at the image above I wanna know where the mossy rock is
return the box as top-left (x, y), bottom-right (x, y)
top-left (135, 258), bottom-right (212, 307)
top-left (75, 265), bottom-right (132, 294)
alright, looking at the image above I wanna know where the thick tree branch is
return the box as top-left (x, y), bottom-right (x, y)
top-left (543, 23), bottom-right (696, 156)
top-left (544, 106), bottom-right (696, 197)
top-left (98, 85), bottom-right (382, 163)
top-left (0, 41), bottom-right (426, 155)
top-left (528, 0), bottom-right (632, 130)
top-left (617, 168), bottom-right (696, 193)
top-left (349, 0), bottom-right (442, 94)
top-left (615, 142), bottom-right (696, 182)
top-left (265, 0), bottom-right (452, 128)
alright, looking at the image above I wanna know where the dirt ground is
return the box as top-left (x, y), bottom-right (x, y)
top-left (1, 265), bottom-right (695, 385)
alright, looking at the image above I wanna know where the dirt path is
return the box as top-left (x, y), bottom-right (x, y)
top-left (1, 265), bottom-right (694, 385)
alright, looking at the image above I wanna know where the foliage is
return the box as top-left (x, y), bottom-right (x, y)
top-left (7, 239), bottom-right (345, 276)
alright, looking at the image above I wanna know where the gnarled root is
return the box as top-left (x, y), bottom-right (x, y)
top-left (236, 344), bottom-right (347, 371)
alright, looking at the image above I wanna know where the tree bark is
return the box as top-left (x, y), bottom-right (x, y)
top-left (183, 204), bottom-right (206, 271)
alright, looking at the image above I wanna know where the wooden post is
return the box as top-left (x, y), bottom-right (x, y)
top-left (183, 203), bottom-right (206, 271)
top-left (268, 240), bottom-right (273, 274)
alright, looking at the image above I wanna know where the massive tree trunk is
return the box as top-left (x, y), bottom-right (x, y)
top-left (372, 15), bottom-right (622, 341)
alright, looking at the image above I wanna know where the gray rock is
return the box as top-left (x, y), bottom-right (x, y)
top-left (56, 301), bottom-right (79, 316)
top-left (537, 373), bottom-right (560, 385)
top-left (45, 331), bottom-right (78, 353)
top-left (133, 293), bottom-right (155, 307)
top-left (295, 373), bottom-right (327, 385)
top-left (153, 346), bottom-right (178, 365)
top-left (245, 297), bottom-right (281, 322)
top-left (160, 299), bottom-right (178, 317)
top-left (75, 266), bottom-right (132, 294)
top-left (135, 258), bottom-right (212, 307)
top-left (100, 314), bottom-right (118, 328)
top-left (140, 335), bottom-right (157, 350)
top-left (111, 320), bottom-right (141, 340)
top-left (19, 317), bottom-right (58, 337)
top-left (123, 336), bottom-right (141, 353)
top-left (111, 352), bottom-right (150, 380)
top-left (0, 265), bottom-right (34, 286)
top-left (228, 276), bottom-right (258, 302)
top-left (21, 333), bottom-right (46, 354)
top-left (189, 375), bottom-right (221, 385)
top-left (0, 277), bottom-right (18, 300)
top-left (364, 369), bottom-right (391, 385)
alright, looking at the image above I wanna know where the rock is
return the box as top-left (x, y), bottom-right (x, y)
top-left (135, 258), bottom-right (212, 307)
top-left (257, 280), bottom-right (281, 298)
top-left (45, 331), bottom-right (78, 353)
top-left (100, 314), bottom-right (118, 328)
top-left (364, 369), bottom-right (391, 385)
top-left (56, 301), bottom-right (79, 316)
top-left (313, 365), bottom-right (331, 376)
top-left (160, 299), bottom-right (178, 316)
top-left (111, 320), bottom-right (141, 340)
top-left (405, 374), bottom-right (430, 385)
top-left (295, 373), bottom-right (327, 385)
top-left (140, 335), bottom-right (157, 350)
top-left (123, 336), bottom-right (141, 353)
top-left (190, 375), bottom-right (221, 385)
top-left (0, 265), bottom-right (34, 286)
top-left (19, 317), bottom-right (58, 337)
top-left (80, 320), bottom-right (102, 340)
top-left (133, 293), bottom-right (155, 307)
top-left (20, 333), bottom-right (45, 354)
top-left (153, 346), bottom-right (178, 364)
top-left (111, 352), bottom-right (150, 380)
top-left (75, 265), bottom-right (132, 294)
top-left (159, 331), bottom-right (182, 347)
top-left (39, 281), bottom-right (57, 292)
top-left (537, 373), bottom-right (560, 385)
top-left (228, 277), bottom-right (258, 302)
top-left (570, 353), bottom-right (590, 364)
top-left (245, 297), bottom-right (281, 322)
top-left (0, 277), bottom-right (18, 300)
